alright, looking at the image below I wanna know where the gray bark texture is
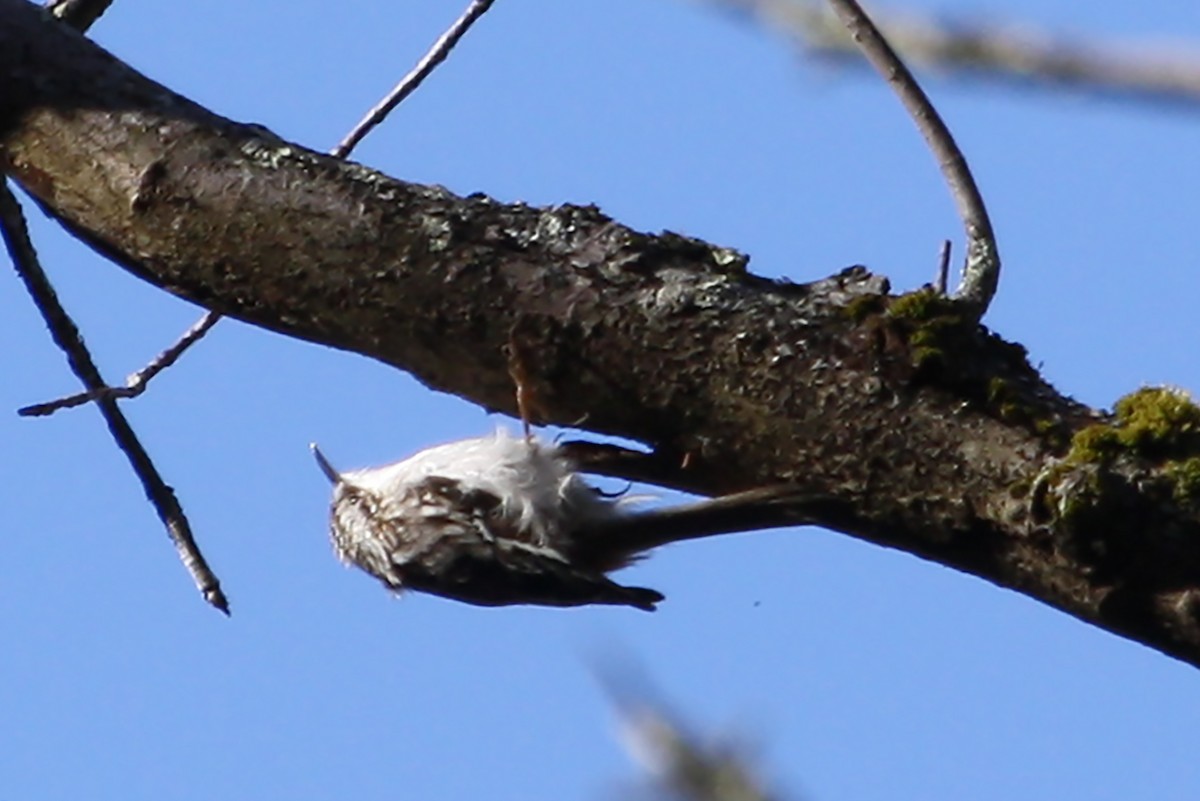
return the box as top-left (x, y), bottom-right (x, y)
top-left (5, 0), bottom-right (1200, 666)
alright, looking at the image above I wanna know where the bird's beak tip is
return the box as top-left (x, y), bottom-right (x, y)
top-left (310, 442), bottom-right (342, 485)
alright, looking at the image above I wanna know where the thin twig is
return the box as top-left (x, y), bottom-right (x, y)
top-left (0, 183), bottom-right (229, 614)
top-left (20, 310), bottom-right (221, 416)
top-left (825, 0), bottom-right (999, 318)
top-left (45, 0), bottom-right (114, 30)
top-left (331, 0), bottom-right (498, 159)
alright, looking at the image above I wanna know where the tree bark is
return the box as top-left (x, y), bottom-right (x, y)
top-left (5, 0), bottom-right (1200, 666)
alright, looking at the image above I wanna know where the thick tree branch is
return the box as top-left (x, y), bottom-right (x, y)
top-left (5, 1), bottom-right (1200, 666)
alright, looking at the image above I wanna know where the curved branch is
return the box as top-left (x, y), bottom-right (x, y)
top-left (825, 0), bottom-right (999, 317)
top-left (6, 1), bottom-right (1200, 668)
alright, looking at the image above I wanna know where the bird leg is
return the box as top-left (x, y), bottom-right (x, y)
top-left (506, 319), bottom-right (548, 441)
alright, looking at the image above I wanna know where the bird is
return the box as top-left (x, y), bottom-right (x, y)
top-left (312, 429), bottom-right (811, 611)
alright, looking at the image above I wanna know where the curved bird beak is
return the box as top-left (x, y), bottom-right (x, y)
top-left (310, 443), bottom-right (342, 485)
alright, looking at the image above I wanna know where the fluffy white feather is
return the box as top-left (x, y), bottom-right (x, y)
top-left (335, 429), bottom-right (621, 545)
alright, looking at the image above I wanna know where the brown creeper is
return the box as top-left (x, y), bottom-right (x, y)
top-left (313, 430), bottom-right (810, 611)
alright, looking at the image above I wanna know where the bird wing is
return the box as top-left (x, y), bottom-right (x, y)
top-left (379, 476), bottom-right (663, 611)
top-left (397, 543), bottom-right (664, 611)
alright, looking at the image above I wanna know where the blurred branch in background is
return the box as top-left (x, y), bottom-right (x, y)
top-left (699, 0), bottom-right (1200, 110)
top-left (604, 673), bottom-right (787, 801)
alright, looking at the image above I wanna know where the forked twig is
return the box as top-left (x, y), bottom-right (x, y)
top-left (331, 0), bottom-right (498, 159)
top-left (825, 0), bottom-right (1000, 318)
top-left (20, 310), bottom-right (220, 416)
top-left (0, 183), bottom-right (229, 614)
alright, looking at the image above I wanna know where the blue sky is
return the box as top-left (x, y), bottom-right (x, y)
top-left (4, 1), bottom-right (1200, 799)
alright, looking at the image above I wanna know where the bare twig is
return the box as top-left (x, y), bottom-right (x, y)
top-left (45, 0), bottom-right (114, 30)
top-left (331, 0), bottom-right (498, 159)
top-left (824, 0), bottom-right (1000, 318)
top-left (20, 310), bottom-right (221, 416)
top-left (0, 183), bottom-right (229, 614)
top-left (704, 0), bottom-right (1200, 110)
